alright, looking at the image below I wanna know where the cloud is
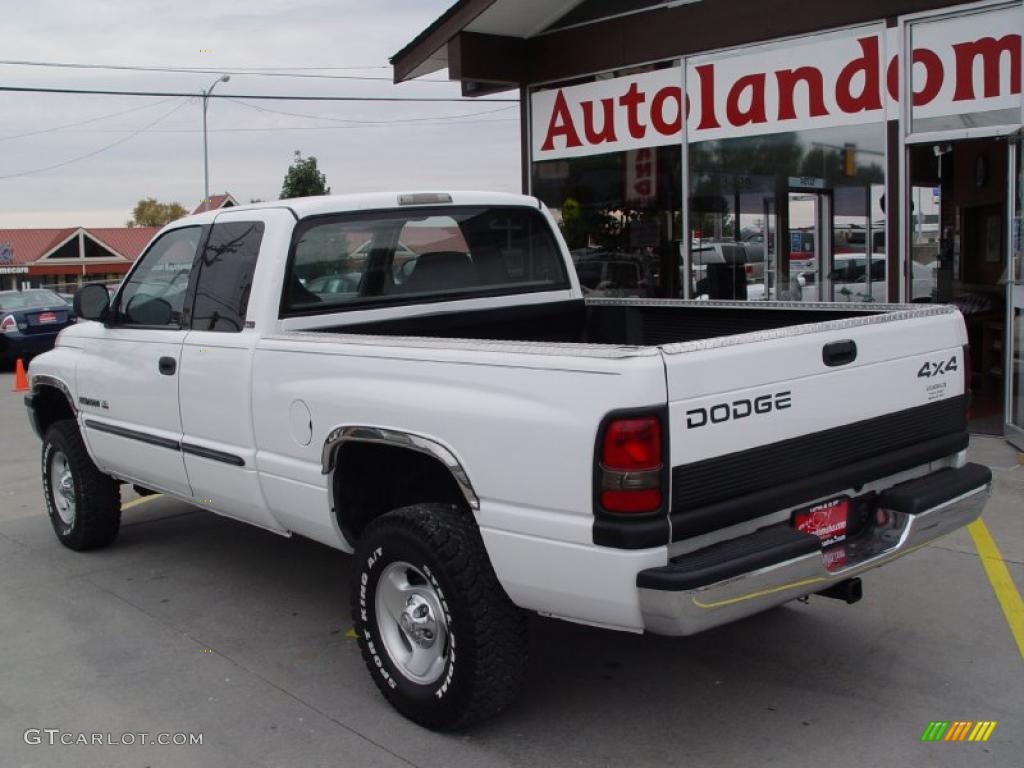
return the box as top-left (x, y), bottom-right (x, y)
top-left (0, 0), bottom-right (522, 226)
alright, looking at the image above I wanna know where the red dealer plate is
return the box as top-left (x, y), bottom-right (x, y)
top-left (792, 497), bottom-right (849, 547)
top-left (36, 312), bottom-right (57, 324)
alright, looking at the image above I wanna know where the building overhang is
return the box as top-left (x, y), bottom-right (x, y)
top-left (391, 0), bottom-right (583, 93)
top-left (393, 0), bottom-right (984, 95)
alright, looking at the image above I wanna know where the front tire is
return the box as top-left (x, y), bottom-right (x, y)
top-left (42, 419), bottom-right (121, 550)
top-left (351, 504), bottom-right (527, 730)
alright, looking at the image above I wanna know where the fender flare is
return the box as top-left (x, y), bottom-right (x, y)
top-left (31, 373), bottom-right (77, 411)
top-left (321, 426), bottom-right (479, 510)
top-left (27, 374), bottom-right (78, 438)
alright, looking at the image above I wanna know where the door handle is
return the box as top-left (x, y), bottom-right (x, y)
top-left (823, 340), bottom-right (857, 367)
top-left (158, 356), bottom-right (177, 375)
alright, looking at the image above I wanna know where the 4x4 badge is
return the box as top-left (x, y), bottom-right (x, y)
top-left (917, 355), bottom-right (958, 379)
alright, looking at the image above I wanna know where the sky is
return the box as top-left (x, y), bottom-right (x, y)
top-left (0, 0), bottom-right (522, 228)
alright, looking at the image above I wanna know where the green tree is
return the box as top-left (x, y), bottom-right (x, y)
top-left (280, 151), bottom-right (330, 199)
top-left (559, 197), bottom-right (587, 250)
top-left (126, 198), bottom-right (188, 227)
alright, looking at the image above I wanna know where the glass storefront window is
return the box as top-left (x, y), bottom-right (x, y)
top-left (530, 62), bottom-right (683, 298)
top-left (908, 144), bottom-right (946, 302)
top-left (534, 146), bottom-right (682, 297)
top-left (688, 122), bottom-right (887, 302)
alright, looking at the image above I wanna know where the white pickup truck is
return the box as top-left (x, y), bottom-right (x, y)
top-left (25, 191), bottom-right (991, 729)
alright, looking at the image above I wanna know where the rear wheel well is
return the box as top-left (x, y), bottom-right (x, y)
top-left (34, 385), bottom-right (76, 436)
top-left (332, 442), bottom-right (469, 542)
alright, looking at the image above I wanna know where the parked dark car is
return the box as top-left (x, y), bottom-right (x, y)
top-left (0, 289), bottom-right (75, 364)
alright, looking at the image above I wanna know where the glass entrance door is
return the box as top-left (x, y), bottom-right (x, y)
top-left (781, 189), bottom-right (833, 302)
top-left (1007, 133), bottom-right (1024, 449)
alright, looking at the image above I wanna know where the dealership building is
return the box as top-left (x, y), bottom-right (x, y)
top-left (394, 0), bottom-right (1024, 442)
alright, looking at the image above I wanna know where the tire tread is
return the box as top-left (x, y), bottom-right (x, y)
top-left (43, 419), bottom-right (121, 550)
top-left (352, 504), bottom-right (527, 729)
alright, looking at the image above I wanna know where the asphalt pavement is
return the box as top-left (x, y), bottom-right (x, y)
top-left (1, 367), bottom-right (1021, 767)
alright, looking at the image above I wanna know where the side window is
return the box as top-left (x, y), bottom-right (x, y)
top-left (191, 221), bottom-right (265, 332)
top-left (116, 227), bottom-right (202, 327)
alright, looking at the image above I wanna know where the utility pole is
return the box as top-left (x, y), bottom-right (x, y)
top-left (202, 74), bottom-right (231, 212)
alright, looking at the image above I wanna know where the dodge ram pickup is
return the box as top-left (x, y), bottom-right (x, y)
top-left (25, 191), bottom-right (991, 729)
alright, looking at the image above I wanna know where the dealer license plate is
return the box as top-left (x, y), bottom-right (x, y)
top-left (792, 497), bottom-right (849, 546)
top-left (36, 312), bottom-right (57, 324)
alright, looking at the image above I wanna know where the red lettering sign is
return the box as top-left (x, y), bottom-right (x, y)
top-left (531, 8), bottom-right (1023, 161)
top-left (540, 90), bottom-right (582, 152)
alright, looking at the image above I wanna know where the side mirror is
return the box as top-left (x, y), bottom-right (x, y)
top-left (73, 283), bottom-right (110, 321)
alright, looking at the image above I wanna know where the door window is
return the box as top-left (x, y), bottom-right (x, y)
top-left (191, 221), bottom-right (265, 332)
top-left (115, 227), bottom-right (202, 327)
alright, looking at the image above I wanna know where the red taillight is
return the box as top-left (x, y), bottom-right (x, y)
top-left (599, 416), bottom-right (663, 514)
top-left (603, 417), bottom-right (661, 470)
top-left (745, 264), bottom-right (754, 275)
top-left (600, 489), bottom-right (662, 513)
top-left (0, 314), bottom-right (15, 333)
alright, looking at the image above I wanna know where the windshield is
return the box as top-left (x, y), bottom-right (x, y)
top-left (0, 289), bottom-right (66, 311)
top-left (285, 205), bottom-right (569, 313)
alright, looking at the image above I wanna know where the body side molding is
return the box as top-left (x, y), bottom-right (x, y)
top-left (181, 442), bottom-right (246, 467)
top-left (321, 426), bottom-right (479, 510)
top-left (83, 419), bottom-right (181, 451)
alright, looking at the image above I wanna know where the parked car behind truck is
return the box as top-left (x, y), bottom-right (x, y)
top-left (26, 191), bottom-right (991, 729)
top-left (0, 289), bottom-right (75, 364)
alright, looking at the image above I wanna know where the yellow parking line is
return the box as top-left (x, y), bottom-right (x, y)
top-left (121, 493), bottom-right (162, 511)
top-left (968, 519), bottom-right (1024, 660)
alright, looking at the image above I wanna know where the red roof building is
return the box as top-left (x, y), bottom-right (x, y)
top-left (192, 193), bottom-right (238, 215)
top-left (0, 226), bottom-right (159, 292)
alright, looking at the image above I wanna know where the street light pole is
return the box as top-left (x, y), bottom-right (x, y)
top-left (202, 74), bottom-right (231, 212)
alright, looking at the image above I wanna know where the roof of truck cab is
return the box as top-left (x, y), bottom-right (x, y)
top-left (180, 191), bottom-right (544, 225)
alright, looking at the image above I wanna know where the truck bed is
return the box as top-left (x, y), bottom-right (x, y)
top-left (304, 297), bottom-right (887, 347)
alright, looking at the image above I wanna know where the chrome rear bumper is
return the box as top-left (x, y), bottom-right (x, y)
top-left (637, 465), bottom-right (990, 636)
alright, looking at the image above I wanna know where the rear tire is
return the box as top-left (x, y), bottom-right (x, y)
top-left (351, 504), bottom-right (528, 730)
top-left (42, 419), bottom-right (121, 550)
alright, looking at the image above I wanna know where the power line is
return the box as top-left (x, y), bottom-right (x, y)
top-left (0, 60), bottom-right (392, 72)
top-left (0, 98), bottom-right (193, 180)
top-left (0, 59), bottom-right (448, 83)
top-left (224, 65), bottom-right (391, 71)
top-left (0, 102), bottom-right (517, 136)
top-left (0, 97), bottom-right (179, 142)
top-left (0, 98), bottom-right (518, 145)
top-left (0, 85), bottom-right (516, 103)
top-left (0, 119), bottom-right (519, 135)
top-left (224, 98), bottom-right (517, 125)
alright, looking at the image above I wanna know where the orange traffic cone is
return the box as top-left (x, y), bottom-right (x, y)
top-left (12, 358), bottom-right (28, 392)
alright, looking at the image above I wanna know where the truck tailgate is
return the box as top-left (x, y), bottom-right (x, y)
top-left (660, 306), bottom-right (969, 543)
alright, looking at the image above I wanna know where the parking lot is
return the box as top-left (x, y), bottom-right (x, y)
top-left (0, 367), bottom-right (1021, 768)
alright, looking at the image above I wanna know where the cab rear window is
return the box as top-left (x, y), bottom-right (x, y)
top-left (283, 206), bottom-right (569, 314)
